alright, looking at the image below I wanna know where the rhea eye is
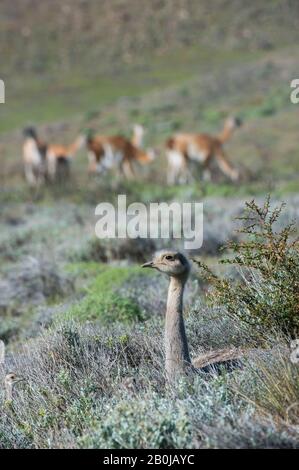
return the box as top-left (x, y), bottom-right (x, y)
top-left (165, 255), bottom-right (174, 261)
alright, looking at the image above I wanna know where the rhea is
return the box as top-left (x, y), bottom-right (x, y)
top-left (142, 251), bottom-right (243, 382)
top-left (4, 373), bottom-right (24, 402)
top-left (0, 340), bottom-right (24, 402)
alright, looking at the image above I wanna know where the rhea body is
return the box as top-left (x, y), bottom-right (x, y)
top-left (142, 251), bottom-right (242, 381)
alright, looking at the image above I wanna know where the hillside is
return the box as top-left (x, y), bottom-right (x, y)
top-left (2, 0), bottom-right (299, 75)
top-left (0, 1), bottom-right (299, 450)
top-left (1, 0), bottom-right (299, 133)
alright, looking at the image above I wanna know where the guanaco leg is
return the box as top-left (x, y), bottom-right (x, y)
top-left (214, 148), bottom-right (239, 181)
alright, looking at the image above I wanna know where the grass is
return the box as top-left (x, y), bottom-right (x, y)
top-left (1, 0), bottom-right (299, 449)
top-left (235, 350), bottom-right (299, 425)
top-left (62, 262), bottom-right (153, 324)
top-left (1, 310), bottom-right (298, 449)
top-left (1, 35), bottom-right (299, 204)
top-left (0, 198), bottom-right (299, 449)
top-left (0, 45), bottom-right (260, 134)
top-left (1, 70), bottom-right (299, 206)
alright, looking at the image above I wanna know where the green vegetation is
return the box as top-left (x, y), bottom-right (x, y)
top-left (1, 0), bottom-right (299, 450)
top-left (79, 394), bottom-right (192, 449)
top-left (1, 312), bottom-right (299, 449)
top-left (195, 198), bottom-right (299, 336)
top-left (63, 263), bottom-right (150, 324)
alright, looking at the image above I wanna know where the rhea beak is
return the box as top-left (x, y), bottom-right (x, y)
top-left (11, 377), bottom-right (25, 385)
top-left (141, 261), bottom-right (154, 268)
top-left (15, 377), bottom-right (25, 384)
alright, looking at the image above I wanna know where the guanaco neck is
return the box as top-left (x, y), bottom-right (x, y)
top-left (218, 123), bottom-right (235, 144)
top-left (24, 137), bottom-right (44, 161)
top-left (131, 128), bottom-right (143, 148)
top-left (67, 137), bottom-right (84, 156)
top-left (165, 275), bottom-right (192, 382)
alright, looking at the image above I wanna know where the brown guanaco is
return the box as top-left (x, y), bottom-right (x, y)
top-left (46, 134), bottom-right (85, 181)
top-left (165, 117), bottom-right (242, 185)
top-left (86, 126), bottom-right (155, 180)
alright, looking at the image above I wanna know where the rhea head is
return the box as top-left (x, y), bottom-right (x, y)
top-left (5, 372), bottom-right (24, 386)
top-left (142, 250), bottom-right (190, 282)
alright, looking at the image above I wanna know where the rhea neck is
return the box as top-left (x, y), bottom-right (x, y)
top-left (165, 273), bottom-right (192, 382)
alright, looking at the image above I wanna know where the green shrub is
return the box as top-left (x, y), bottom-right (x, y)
top-left (194, 197), bottom-right (299, 336)
top-left (72, 292), bottom-right (143, 324)
top-left (0, 317), bottom-right (19, 342)
top-left (63, 265), bottom-right (145, 324)
top-left (1, 317), bottom-right (298, 449)
top-left (79, 394), bottom-right (192, 449)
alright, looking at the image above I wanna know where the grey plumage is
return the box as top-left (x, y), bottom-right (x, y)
top-left (142, 250), bottom-right (245, 381)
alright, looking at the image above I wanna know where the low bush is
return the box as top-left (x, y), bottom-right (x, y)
top-left (63, 264), bottom-right (146, 324)
top-left (1, 313), bottom-right (298, 448)
top-left (79, 394), bottom-right (192, 449)
top-left (194, 197), bottom-right (299, 337)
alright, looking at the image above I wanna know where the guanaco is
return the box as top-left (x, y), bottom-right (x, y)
top-left (166, 117), bottom-right (242, 185)
top-left (46, 135), bottom-right (85, 181)
top-left (22, 127), bottom-right (47, 187)
top-left (86, 127), bottom-right (155, 180)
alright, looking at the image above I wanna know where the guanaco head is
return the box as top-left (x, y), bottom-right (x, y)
top-left (142, 250), bottom-right (190, 281)
top-left (218, 116), bottom-right (242, 145)
top-left (23, 126), bottom-right (38, 140)
top-left (132, 124), bottom-right (145, 148)
top-left (73, 134), bottom-right (87, 151)
top-left (84, 128), bottom-right (96, 145)
top-left (224, 116), bottom-right (242, 131)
